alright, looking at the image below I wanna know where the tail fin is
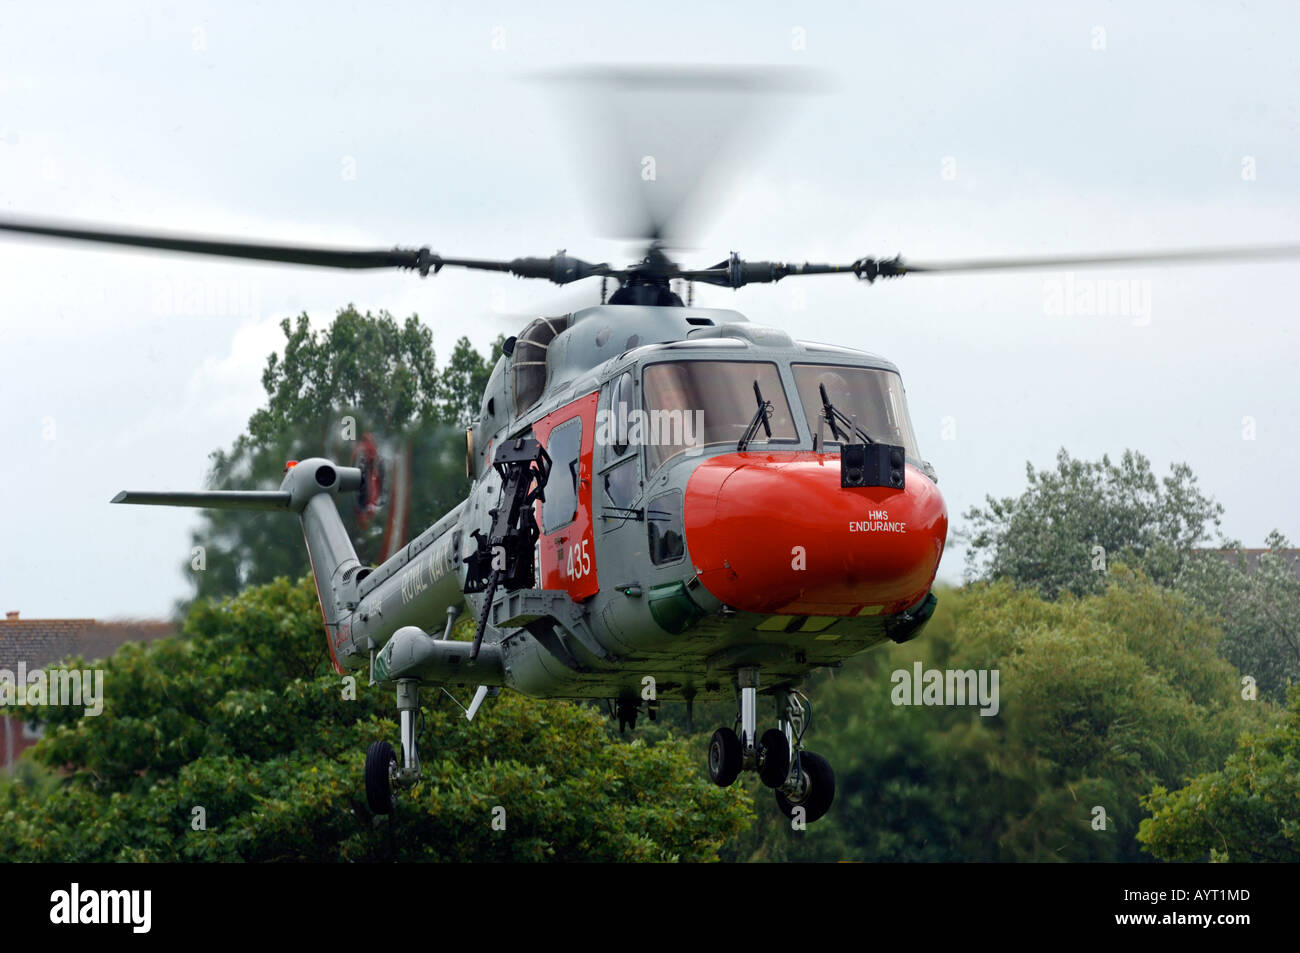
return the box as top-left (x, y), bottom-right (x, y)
top-left (113, 458), bottom-right (364, 674)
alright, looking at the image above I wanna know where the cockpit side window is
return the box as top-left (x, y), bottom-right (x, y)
top-left (604, 459), bottom-right (639, 510)
top-left (647, 490), bottom-right (685, 565)
top-left (608, 370), bottom-right (634, 459)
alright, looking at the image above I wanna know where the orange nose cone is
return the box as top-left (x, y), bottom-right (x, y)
top-left (684, 451), bottom-right (947, 616)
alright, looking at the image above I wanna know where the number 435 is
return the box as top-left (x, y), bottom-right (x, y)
top-left (566, 539), bottom-right (591, 579)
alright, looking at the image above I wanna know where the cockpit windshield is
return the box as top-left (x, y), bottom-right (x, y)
top-left (641, 360), bottom-right (798, 472)
top-left (792, 363), bottom-right (921, 460)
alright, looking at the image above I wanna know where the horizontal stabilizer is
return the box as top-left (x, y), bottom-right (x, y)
top-left (111, 490), bottom-right (292, 511)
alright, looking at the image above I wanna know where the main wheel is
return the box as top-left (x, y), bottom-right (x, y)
top-left (365, 740), bottom-right (398, 815)
top-left (775, 750), bottom-right (835, 823)
top-left (758, 728), bottom-right (790, 788)
top-left (708, 726), bottom-right (743, 787)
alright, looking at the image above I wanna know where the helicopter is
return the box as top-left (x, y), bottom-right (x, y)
top-left (5, 72), bottom-right (1300, 825)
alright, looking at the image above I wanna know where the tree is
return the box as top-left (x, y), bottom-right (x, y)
top-left (0, 576), bottom-right (752, 862)
top-left (183, 308), bottom-right (498, 609)
top-left (960, 448), bottom-right (1224, 599)
top-left (1139, 687), bottom-right (1300, 862)
top-left (721, 573), bottom-right (1268, 862)
top-left (1177, 530), bottom-right (1300, 703)
top-left (438, 334), bottom-right (506, 428)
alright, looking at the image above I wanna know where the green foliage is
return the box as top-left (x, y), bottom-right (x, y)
top-left (1139, 687), bottom-right (1300, 862)
top-left (1177, 530), bottom-right (1300, 703)
top-left (0, 757), bottom-right (60, 802)
top-left (183, 309), bottom-right (492, 611)
top-left (960, 448), bottom-right (1224, 599)
top-left (251, 307), bottom-right (441, 445)
top-left (723, 575), bottom-right (1267, 862)
top-left (438, 334), bottom-right (506, 428)
top-left (0, 577), bottom-right (751, 862)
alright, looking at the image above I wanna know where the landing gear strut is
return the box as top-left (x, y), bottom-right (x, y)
top-left (706, 668), bottom-right (836, 824)
top-left (773, 688), bottom-right (834, 824)
top-left (365, 678), bottom-right (422, 816)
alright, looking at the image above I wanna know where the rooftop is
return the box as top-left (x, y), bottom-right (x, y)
top-left (0, 616), bottom-right (174, 672)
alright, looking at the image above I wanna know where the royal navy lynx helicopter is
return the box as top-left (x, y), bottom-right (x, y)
top-left (6, 70), bottom-right (1300, 824)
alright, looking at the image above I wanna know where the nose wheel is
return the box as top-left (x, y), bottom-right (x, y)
top-left (708, 726), bottom-right (743, 786)
top-left (705, 669), bottom-right (835, 823)
top-left (775, 750), bottom-right (835, 824)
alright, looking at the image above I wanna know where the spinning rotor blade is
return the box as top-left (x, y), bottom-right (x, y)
top-left (545, 65), bottom-right (824, 244)
top-left (0, 216), bottom-right (617, 283)
top-left (678, 243), bottom-right (1300, 288)
top-left (892, 244), bottom-right (1300, 275)
top-left (0, 217), bottom-right (426, 270)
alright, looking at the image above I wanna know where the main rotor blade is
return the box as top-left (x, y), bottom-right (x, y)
top-left (0, 216), bottom-right (620, 283)
top-left (0, 216), bottom-right (430, 271)
top-left (894, 244), bottom-right (1300, 275)
top-left (681, 242), bottom-right (1300, 288)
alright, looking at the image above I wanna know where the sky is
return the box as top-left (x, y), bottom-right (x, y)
top-left (1, 0), bottom-right (1298, 619)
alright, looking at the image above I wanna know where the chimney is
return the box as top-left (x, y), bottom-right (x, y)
top-left (4, 611), bottom-right (17, 621)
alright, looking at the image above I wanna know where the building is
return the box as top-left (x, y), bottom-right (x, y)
top-left (0, 612), bottom-right (174, 771)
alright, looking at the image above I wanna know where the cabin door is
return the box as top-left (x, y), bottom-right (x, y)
top-left (531, 392), bottom-right (599, 600)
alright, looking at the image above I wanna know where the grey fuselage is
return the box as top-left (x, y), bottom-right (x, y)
top-left (293, 304), bottom-right (946, 704)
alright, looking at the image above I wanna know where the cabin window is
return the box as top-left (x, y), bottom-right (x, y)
top-left (791, 364), bottom-right (922, 460)
top-left (542, 417), bottom-right (582, 533)
top-left (647, 490), bottom-right (685, 564)
top-left (641, 360), bottom-right (798, 474)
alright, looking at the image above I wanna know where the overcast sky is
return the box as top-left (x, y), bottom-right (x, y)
top-left (2, 1), bottom-right (1298, 619)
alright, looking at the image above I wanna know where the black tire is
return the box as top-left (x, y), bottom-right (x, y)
top-left (775, 750), bottom-right (835, 824)
top-left (758, 728), bottom-right (790, 788)
top-left (365, 740), bottom-right (397, 815)
top-left (707, 726), bottom-right (743, 787)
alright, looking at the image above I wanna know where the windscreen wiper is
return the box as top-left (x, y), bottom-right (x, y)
top-left (737, 380), bottom-right (773, 451)
top-left (817, 382), bottom-right (875, 447)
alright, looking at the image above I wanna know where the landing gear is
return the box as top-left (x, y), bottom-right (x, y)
top-left (708, 665), bottom-right (764, 788)
top-left (616, 694), bottom-right (639, 733)
top-left (708, 727), bottom-right (743, 786)
top-left (364, 740), bottom-right (397, 815)
top-left (758, 728), bottom-right (790, 788)
top-left (706, 669), bottom-right (836, 823)
top-left (364, 677), bottom-right (423, 816)
top-left (775, 750), bottom-right (835, 824)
